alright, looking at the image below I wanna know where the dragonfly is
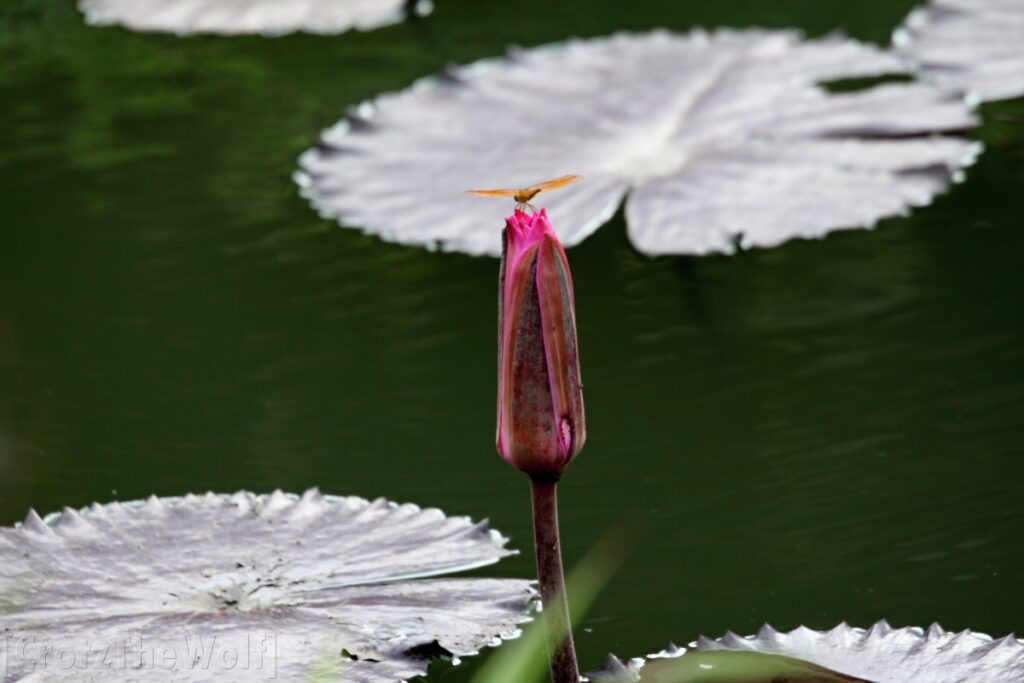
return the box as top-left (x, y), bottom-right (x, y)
top-left (466, 174), bottom-right (581, 212)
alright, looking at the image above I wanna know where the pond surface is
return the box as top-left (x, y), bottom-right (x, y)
top-left (1, 0), bottom-right (1022, 677)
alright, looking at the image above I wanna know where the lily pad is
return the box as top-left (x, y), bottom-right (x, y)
top-left (296, 30), bottom-right (979, 258)
top-left (894, 0), bottom-right (1024, 103)
top-left (588, 621), bottom-right (1024, 683)
top-left (78, 0), bottom-right (431, 36)
top-left (589, 650), bottom-right (871, 682)
top-left (0, 488), bottom-right (534, 682)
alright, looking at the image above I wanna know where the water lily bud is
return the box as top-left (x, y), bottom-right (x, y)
top-left (496, 209), bottom-right (586, 480)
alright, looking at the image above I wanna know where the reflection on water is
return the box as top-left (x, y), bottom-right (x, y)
top-left (1, 0), bottom-right (1022, 678)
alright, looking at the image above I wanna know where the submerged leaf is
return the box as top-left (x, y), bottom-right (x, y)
top-left (0, 489), bottom-right (534, 682)
top-left (587, 621), bottom-right (1024, 683)
top-left (894, 0), bottom-right (1024, 103)
top-left (78, 0), bottom-right (431, 36)
top-left (296, 30), bottom-right (979, 258)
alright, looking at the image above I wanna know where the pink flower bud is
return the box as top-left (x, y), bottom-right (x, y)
top-left (496, 209), bottom-right (586, 480)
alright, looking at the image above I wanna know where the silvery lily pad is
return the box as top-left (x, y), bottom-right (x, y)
top-left (587, 621), bottom-right (1024, 682)
top-left (894, 0), bottom-right (1024, 103)
top-left (78, 0), bottom-right (431, 36)
top-left (296, 30), bottom-right (980, 258)
top-left (0, 489), bottom-right (534, 682)
top-left (588, 650), bottom-right (870, 682)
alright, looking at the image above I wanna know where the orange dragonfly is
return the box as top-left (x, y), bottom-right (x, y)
top-left (466, 174), bottom-right (581, 212)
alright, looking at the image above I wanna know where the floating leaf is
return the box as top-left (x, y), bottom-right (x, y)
top-left (0, 489), bottom-right (534, 682)
top-left (78, 0), bottom-right (431, 36)
top-left (587, 621), bottom-right (1024, 683)
top-left (589, 650), bottom-right (871, 682)
top-left (894, 0), bottom-right (1024, 103)
top-left (296, 30), bottom-right (980, 258)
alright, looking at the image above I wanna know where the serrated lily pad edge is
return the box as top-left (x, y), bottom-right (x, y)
top-left (80, 0), bottom-right (435, 37)
top-left (589, 620), bottom-right (1024, 682)
top-left (12, 488), bottom-right (518, 586)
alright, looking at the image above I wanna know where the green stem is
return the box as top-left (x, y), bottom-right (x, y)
top-left (529, 477), bottom-right (579, 683)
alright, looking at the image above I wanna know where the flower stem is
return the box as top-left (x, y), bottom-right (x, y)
top-left (530, 477), bottom-right (579, 683)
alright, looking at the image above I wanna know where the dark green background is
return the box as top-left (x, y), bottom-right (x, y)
top-left (1, 0), bottom-right (1022, 678)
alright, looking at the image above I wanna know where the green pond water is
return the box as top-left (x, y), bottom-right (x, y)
top-left (1, 0), bottom-right (1022, 678)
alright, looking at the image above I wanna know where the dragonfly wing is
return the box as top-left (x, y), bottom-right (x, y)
top-left (466, 188), bottom-right (519, 197)
top-left (528, 174), bottom-right (582, 193)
